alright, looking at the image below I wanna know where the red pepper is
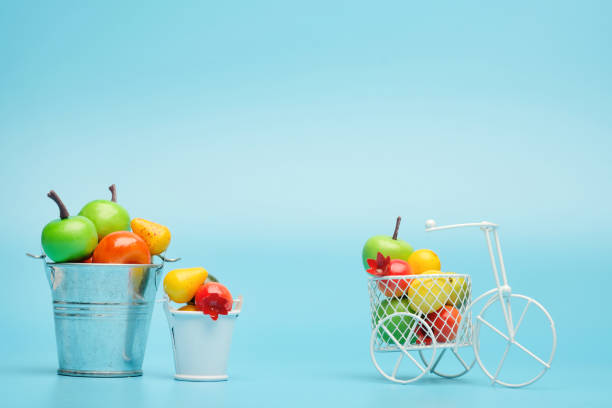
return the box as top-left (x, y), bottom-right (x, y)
top-left (194, 282), bottom-right (233, 320)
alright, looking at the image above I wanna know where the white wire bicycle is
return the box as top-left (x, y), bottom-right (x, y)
top-left (368, 219), bottom-right (557, 387)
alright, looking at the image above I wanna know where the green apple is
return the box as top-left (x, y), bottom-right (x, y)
top-left (362, 216), bottom-right (413, 269)
top-left (447, 273), bottom-right (470, 309)
top-left (375, 298), bottom-right (417, 345)
top-left (79, 184), bottom-right (130, 241)
top-left (41, 191), bottom-right (98, 263)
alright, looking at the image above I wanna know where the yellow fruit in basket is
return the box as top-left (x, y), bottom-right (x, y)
top-left (178, 304), bottom-right (199, 312)
top-left (408, 270), bottom-right (453, 314)
top-left (447, 273), bottom-right (470, 308)
top-left (407, 249), bottom-right (441, 275)
top-left (131, 218), bottom-right (171, 255)
top-left (163, 267), bottom-right (208, 303)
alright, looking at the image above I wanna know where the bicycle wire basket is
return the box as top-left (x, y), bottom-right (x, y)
top-left (368, 273), bottom-right (473, 352)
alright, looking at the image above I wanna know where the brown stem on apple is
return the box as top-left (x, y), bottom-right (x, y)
top-left (392, 216), bottom-right (401, 240)
top-left (47, 190), bottom-right (70, 220)
top-left (109, 184), bottom-right (117, 202)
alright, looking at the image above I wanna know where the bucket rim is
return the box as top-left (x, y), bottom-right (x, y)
top-left (27, 252), bottom-right (181, 268)
top-left (164, 296), bottom-right (243, 317)
top-left (45, 262), bottom-right (163, 268)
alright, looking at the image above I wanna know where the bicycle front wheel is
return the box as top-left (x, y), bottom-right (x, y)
top-left (473, 293), bottom-right (557, 387)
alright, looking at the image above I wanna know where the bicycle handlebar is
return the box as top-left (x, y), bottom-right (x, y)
top-left (424, 219), bottom-right (498, 232)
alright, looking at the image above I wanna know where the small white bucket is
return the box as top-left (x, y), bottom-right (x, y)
top-left (163, 296), bottom-right (242, 381)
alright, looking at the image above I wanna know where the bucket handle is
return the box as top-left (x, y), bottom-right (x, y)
top-left (26, 253), bottom-right (56, 288)
top-left (26, 252), bottom-right (47, 262)
top-left (232, 296), bottom-right (243, 315)
top-left (155, 254), bottom-right (181, 270)
top-left (153, 254), bottom-right (181, 290)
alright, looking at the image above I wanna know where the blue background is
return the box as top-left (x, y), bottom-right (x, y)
top-left (1, 1), bottom-right (611, 406)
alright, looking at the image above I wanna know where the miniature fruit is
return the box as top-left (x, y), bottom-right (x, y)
top-left (195, 282), bottom-right (233, 320)
top-left (92, 231), bottom-right (151, 264)
top-left (417, 305), bottom-right (462, 345)
top-left (448, 273), bottom-right (469, 308)
top-left (381, 259), bottom-right (412, 297)
top-left (131, 218), bottom-right (171, 255)
top-left (375, 298), bottom-right (416, 345)
top-left (367, 252), bottom-right (413, 297)
top-left (407, 249), bottom-right (441, 275)
top-left (186, 274), bottom-right (220, 304)
top-left (362, 217), bottom-right (414, 269)
top-left (41, 191), bottom-right (98, 263)
top-left (79, 184), bottom-right (130, 241)
top-left (164, 267), bottom-right (209, 303)
top-left (407, 271), bottom-right (453, 314)
top-left (178, 304), bottom-right (199, 312)
top-left (366, 252), bottom-right (391, 276)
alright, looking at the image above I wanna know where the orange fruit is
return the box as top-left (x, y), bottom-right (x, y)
top-left (407, 249), bottom-right (441, 275)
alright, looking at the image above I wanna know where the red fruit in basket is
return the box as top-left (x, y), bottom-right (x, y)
top-left (92, 231), bottom-right (151, 264)
top-left (367, 252), bottom-right (413, 297)
top-left (417, 305), bottom-right (462, 345)
top-left (366, 252), bottom-right (391, 276)
top-left (379, 259), bottom-right (412, 297)
top-left (195, 282), bottom-right (233, 320)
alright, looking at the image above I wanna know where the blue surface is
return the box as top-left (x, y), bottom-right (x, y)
top-left (1, 1), bottom-right (611, 406)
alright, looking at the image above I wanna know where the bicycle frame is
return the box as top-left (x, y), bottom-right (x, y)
top-left (367, 219), bottom-right (556, 386)
top-left (425, 220), bottom-right (517, 341)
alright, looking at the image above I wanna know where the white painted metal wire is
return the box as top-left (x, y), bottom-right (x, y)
top-left (368, 273), bottom-right (472, 352)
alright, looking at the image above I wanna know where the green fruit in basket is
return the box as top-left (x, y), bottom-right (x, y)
top-left (78, 184), bottom-right (130, 241)
top-left (447, 273), bottom-right (470, 308)
top-left (41, 191), bottom-right (98, 263)
top-left (407, 271), bottom-right (453, 314)
top-left (375, 298), bottom-right (417, 345)
top-left (362, 217), bottom-right (413, 269)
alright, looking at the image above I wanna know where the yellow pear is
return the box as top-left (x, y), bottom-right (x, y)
top-left (407, 270), bottom-right (453, 314)
top-left (131, 218), bottom-right (171, 255)
top-left (163, 267), bottom-right (208, 303)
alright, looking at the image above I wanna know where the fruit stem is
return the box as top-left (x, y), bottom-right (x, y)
top-left (392, 216), bottom-right (401, 240)
top-left (109, 184), bottom-right (117, 202)
top-left (47, 190), bottom-right (70, 219)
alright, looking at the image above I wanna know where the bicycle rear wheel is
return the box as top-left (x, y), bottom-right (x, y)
top-left (370, 312), bottom-right (437, 384)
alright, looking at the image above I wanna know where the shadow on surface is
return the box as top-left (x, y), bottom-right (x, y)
top-left (338, 369), bottom-right (491, 388)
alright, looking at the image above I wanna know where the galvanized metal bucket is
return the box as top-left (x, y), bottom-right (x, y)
top-left (28, 253), bottom-right (178, 378)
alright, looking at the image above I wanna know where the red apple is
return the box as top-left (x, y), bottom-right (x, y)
top-left (417, 305), bottom-right (462, 345)
top-left (378, 259), bottom-right (412, 297)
